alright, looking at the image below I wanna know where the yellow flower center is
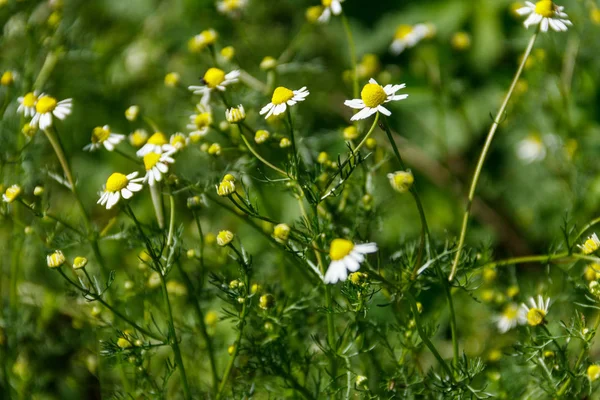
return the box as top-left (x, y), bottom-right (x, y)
top-left (394, 25), bottom-right (413, 40)
top-left (147, 132), bottom-right (167, 145)
top-left (271, 86), bottom-right (294, 105)
top-left (361, 83), bottom-right (387, 108)
top-left (526, 308), bottom-right (545, 326)
top-left (502, 305), bottom-right (518, 320)
top-left (588, 365), bottom-right (600, 381)
top-left (330, 239), bottom-right (354, 261)
top-left (535, 0), bottom-right (554, 17)
top-left (91, 126), bottom-right (111, 143)
top-left (35, 96), bottom-right (57, 113)
top-left (203, 68), bottom-right (226, 88)
top-left (322, 0), bottom-right (332, 7)
top-left (143, 153), bottom-right (161, 170)
top-left (194, 112), bottom-right (212, 129)
top-left (4, 185), bottom-right (21, 202)
top-left (106, 173), bottom-right (129, 192)
top-left (223, 0), bottom-right (240, 10)
top-left (23, 92), bottom-right (37, 107)
top-left (171, 134), bottom-right (187, 148)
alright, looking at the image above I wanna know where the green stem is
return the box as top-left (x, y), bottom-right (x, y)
top-left (17, 199), bottom-right (85, 236)
top-left (286, 110), bottom-right (301, 176)
top-left (449, 30), bottom-right (539, 281)
top-left (191, 209), bottom-right (206, 270)
top-left (167, 194), bottom-right (176, 248)
top-left (238, 126), bottom-right (287, 176)
top-left (353, 113), bottom-right (379, 153)
top-left (150, 184), bottom-right (165, 229)
top-left (216, 299), bottom-right (248, 399)
top-left (340, 13), bottom-right (359, 99)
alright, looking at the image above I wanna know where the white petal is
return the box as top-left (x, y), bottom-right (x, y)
top-left (344, 256), bottom-right (360, 272)
top-left (344, 99), bottom-right (365, 109)
top-left (121, 188), bottom-right (133, 199)
top-left (128, 182), bottom-right (143, 192)
top-left (377, 105), bottom-right (392, 116)
top-left (331, 1), bottom-right (342, 15)
top-left (259, 103), bottom-right (274, 115)
top-left (317, 9), bottom-right (331, 23)
top-left (355, 243), bottom-right (378, 253)
top-left (324, 261), bottom-right (344, 284)
top-left (106, 192), bottom-right (120, 209)
top-left (104, 141), bottom-right (115, 151)
top-left (540, 18), bottom-right (549, 32)
top-left (351, 107), bottom-right (377, 121)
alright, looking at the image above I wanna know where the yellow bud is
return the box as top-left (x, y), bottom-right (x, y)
top-left (259, 293), bottom-right (275, 310)
top-left (217, 230), bottom-right (234, 246)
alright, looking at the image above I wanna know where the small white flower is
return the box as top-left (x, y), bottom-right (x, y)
top-left (217, 0), bottom-right (247, 16)
top-left (84, 125), bottom-right (125, 152)
top-left (496, 303), bottom-right (527, 333)
top-left (516, 1), bottom-right (572, 32)
top-left (98, 172), bottom-right (144, 210)
top-left (516, 134), bottom-right (546, 163)
top-left (578, 233), bottom-right (600, 255)
top-left (188, 67), bottom-right (240, 105)
top-left (30, 94), bottom-right (72, 130)
top-left (17, 92), bottom-right (38, 117)
top-left (324, 239), bottom-right (378, 284)
top-left (187, 104), bottom-right (213, 141)
top-left (142, 149), bottom-right (176, 186)
top-left (136, 132), bottom-right (175, 156)
top-left (259, 86), bottom-right (309, 119)
top-left (389, 24), bottom-right (433, 55)
top-left (344, 78), bottom-right (408, 121)
top-left (169, 133), bottom-right (188, 151)
top-left (521, 295), bottom-right (551, 326)
top-left (225, 104), bottom-right (246, 123)
top-left (318, 0), bottom-right (344, 23)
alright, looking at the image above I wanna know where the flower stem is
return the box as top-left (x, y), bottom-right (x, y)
top-left (149, 184), bottom-right (165, 229)
top-left (340, 13), bottom-right (359, 99)
top-left (286, 109), bottom-right (301, 176)
top-left (353, 113), bottom-right (379, 153)
top-left (216, 296), bottom-right (248, 399)
top-left (238, 126), bottom-right (287, 176)
top-left (449, 30), bottom-right (539, 281)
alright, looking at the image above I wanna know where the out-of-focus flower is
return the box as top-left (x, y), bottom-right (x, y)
top-left (520, 295), bottom-right (550, 326)
top-left (515, 1), bottom-right (572, 32)
top-left (31, 94), bottom-right (72, 130)
top-left (47, 250), bottom-right (66, 268)
top-left (387, 170), bottom-right (414, 193)
top-left (217, 230), bottom-right (234, 246)
top-left (164, 72), bottom-right (180, 87)
top-left (496, 303), bottom-right (526, 333)
top-left (390, 24), bottom-right (433, 55)
top-left (84, 125), bottom-right (125, 152)
top-left (189, 67), bottom-right (240, 105)
top-left (579, 234), bottom-right (600, 255)
top-left (17, 92), bottom-right (38, 117)
top-left (125, 105), bottom-right (139, 121)
top-left (318, 0), bottom-right (344, 23)
top-left (516, 133), bottom-right (546, 163)
top-left (2, 185), bottom-right (21, 203)
top-left (188, 29), bottom-right (218, 52)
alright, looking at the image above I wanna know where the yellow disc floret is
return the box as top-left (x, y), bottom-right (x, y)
top-left (106, 173), bottom-right (129, 192)
top-left (535, 0), bottom-right (554, 17)
top-left (526, 308), bottom-right (545, 326)
top-left (271, 86), bottom-right (294, 105)
top-left (203, 68), bottom-right (226, 88)
top-left (394, 25), bottom-right (413, 40)
top-left (35, 96), bottom-right (57, 113)
top-left (147, 132), bottom-right (167, 145)
top-left (92, 126), bottom-right (111, 143)
top-left (330, 239), bottom-right (354, 261)
top-left (22, 92), bottom-right (37, 107)
top-left (322, 0), bottom-right (332, 6)
top-left (143, 153), bottom-right (161, 170)
top-left (194, 112), bottom-right (212, 129)
top-left (361, 83), bottom-right (387, 108)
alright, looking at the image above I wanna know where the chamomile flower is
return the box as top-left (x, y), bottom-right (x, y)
top-left (217, 0), bottom-right (247, 17)
top-left (97, 172), bottom-right (144, 209)
top-left (17, 92), bottom-right (38, 117)
top-left (2, 185), bottom-right (21, 203)
top-left (317, 0), bottom-right (344, 23)
top-left (84, 125), bottom-right (125, 152)
top-left (188, 29), bottom-right (218, 53)
top-left (324, 239), bottom-right (378, 284)
top-left (169, 133), bottom-right (188, 151)
top-left (516, 1), bottom-right (572, 32)
top-left (136, 132), bottom-right (175, 156)
top-left (521, 295), bottom-right (551, 326)
top-left (143, 149), bottom-right (176, 186)
top-left (516, 133), bottom-right (546, 163)
top-left (30, 94), bottom-right (72, 130)
top-left (225, 104), bottom-right (245, 123)
top-left (496, 303), bottom-right (526, 333)
top-left (187, 104), bottom-right (213, 141)
top-left (344, 78), bottom-right (408, 121)
top-left (390, 23), bottom-right (434, 55)
top-left (579, 234), bottom-right (600, 255)
top-left (259, 86), bottom-right (309, 119)
top-left (47, 250), bottom-right (65, 268)
top-left (189, 68), bottom-right (240, 105)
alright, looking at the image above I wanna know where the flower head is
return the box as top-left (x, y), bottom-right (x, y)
top-left (129, 129), bottom-right (148, 147)
top-left (318, 0), bottom-right (344, 23)
top-left (30, 94), bottom-right (72, 130)
top-left (388, 170), bottom-right (414, 193)
top-left (588, 365), bottom-right (600, 382)
top-left (259, 293), bottom-right (275, 309)
top-left (255, 129), bottom-right (270, 144)
top-left (217, 230), bottom-right (234, 246)
top-left (515, 1), bottom-right (571, 32)
top-left (521, 295), bottom-right (550, 326)
top-left (390, 23), bottom-right (433, 55)
top-left (217, 0), bottom-right (247, 17)
top-left (260, 56), bottom-right (277, 71)
top-left (73, 256), bottom-right (88, 270)
top-left (187, 104), bottom-right (213, 141)
top-left (143, 150), bottom-right (176, 186)
top-left (1, 71), bottom-right (14, 86)
top-left (188, 29), bottom-right (218, 53)
top-left (217, 174), bottom-right (236, 196)
top-left (2, 185), bottom-right (21, 203)
top-left (169, 133), bottom-right (188, 151)
top-left (125, 105), bottom-right (139, 121)
top-left (578, 233), bottom-right (600, 255)
top-left (496, 303), bottom-right (527, 333)
top-left (164, 72), bottom-right (180, 87)
top-left (344, 79), bottom-right (407, 121)
top-left (47, 250), bottom-right (66, 268)
top-left (189, 67), bottom-right (240, 105)
top-left (324, 239), bottom-right (378, 284)
top-left (306, 5), bottom-right (324, 23)
top-left (260, 86), bottom-right (309, 119)
top-left (98, 172), bottom-right (144, 209)
top-left (516, 133), bottom-right (546, 163)
top-left (136, 132), bottom-right (175, 156)
top-left (273, 223), bottom-right (291, 244)
top-left (84, 125), bottom-right (125, 152)
top-left (225, 104), bottom-right (246, 123)
top-left (17, 92), bottom-right (38, 117)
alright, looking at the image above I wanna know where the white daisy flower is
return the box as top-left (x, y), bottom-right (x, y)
top-left (317, 0), bottom-right (344, 23)
top-left (496, 303), bottom-right (527, 333)
top-left (17, 92), bottom-right (38, 117)
top-left (516, 1), bottom-right (572, 32)
top-left (217, 0), bottom-right (247, 16)
top-left (84, 125), bottom-right (126, 152)
top-left (188, 67), bottom-right (240, 105)
top-left (324, 239), bottom-right (378, 284)
top-left (259, 86), bottom-right (309, 119)
top-left (30, 94), bottom-right (72, 130)
top-left (169, 133), bottom-right (188, 151)
top-left (389, 23), bottom-right (433, 55)
top-left (578, 233), bottom-right (600, 255)
top-left (520, 295), bottom-right (551, 326)
top-left (516, 133), bottom-right (546, 163)
top-left (187, 104), bottom-right (213, 142)
top-left (98, 172), bottom-right (144, 210)
top-left (136, 132), bottom-right (175, 157)
top-left (143, 149), bottom-right (176, 186)
top-left (344, 78), bottom-right (408, 121)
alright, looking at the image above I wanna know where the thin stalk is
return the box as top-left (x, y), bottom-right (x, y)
top-left (439, 268), bottom-right (459, 368)
top-left (239, 128), bottom-right (287, 176)
top-left (149, 184), bottom-right (165, 229)
top-left (17, 199), bottom-right (85, 236)
top-left (159, 274), bottom-right (192, 400)
top-left (286, 110), bottom-right (301, 175)
top-left (340, 14), bottom-right (359, 99)
top-left (167, 194), bottom-right (176, 248)
top-left (191, 209), bottom-right (206, 269)
top-left (449, 30), bottom-right (539, 281)
top-left (216, 299), bottom-right (248, 399)
top-left (353, 113), bottom-right (379, 153)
